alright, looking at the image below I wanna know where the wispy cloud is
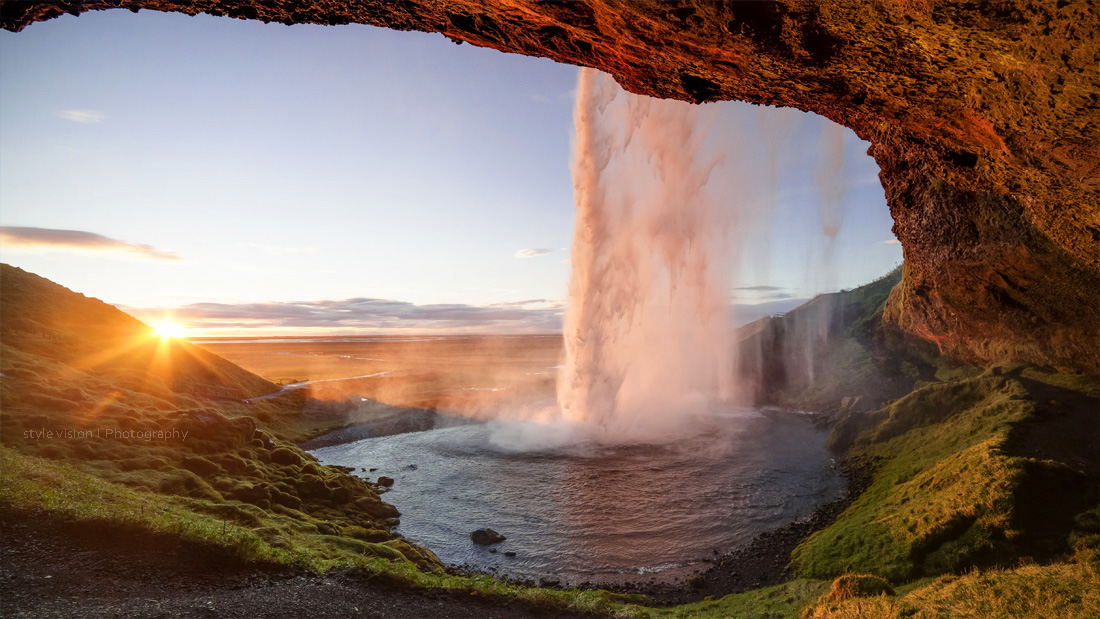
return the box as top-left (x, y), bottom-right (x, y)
top-left (515, 248), bottom-right (552, 259)
top-left (58, 109), bottom-right (105, 124)
top-left (882, 239), bottom-right (900, 244)
top-left (733, 285), bottom-right (785, 292)
top-left (0, 227), bottom-right (182, 261)
top-left (125, 297), bottom-right (565, 333)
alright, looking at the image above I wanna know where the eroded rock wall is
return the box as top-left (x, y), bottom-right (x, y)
top-left (4, 0), bottom-right (1097, 372)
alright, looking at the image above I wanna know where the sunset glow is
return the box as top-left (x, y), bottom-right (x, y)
top-left (152, 321), bottom-right (184, 339)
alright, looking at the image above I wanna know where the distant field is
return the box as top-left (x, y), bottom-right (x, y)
top-left (192, 335), bottom-right (563, 416)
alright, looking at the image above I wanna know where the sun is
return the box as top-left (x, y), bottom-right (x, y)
top-left (152, 321), bottom-right (185, 339)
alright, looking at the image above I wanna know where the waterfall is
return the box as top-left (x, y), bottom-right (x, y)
top-left (557, 69), bottom-right (738, 441)
top-left (555, 69), bottom-right (850, 443)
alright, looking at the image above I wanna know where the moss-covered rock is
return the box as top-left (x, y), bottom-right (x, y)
top-left (181, 455), bottom-right (222, 477)
top-left (344, 525), bottom-right (391, 543)
top-left (270, 447), bottom-right (301, 466)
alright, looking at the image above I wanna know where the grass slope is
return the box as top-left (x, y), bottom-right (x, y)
top-left (1, 264), bottom-right (276, 401)
top-left (794, 368), bottom-right (1098, 583)
top-left (0, 264), bottom-right (439, 569)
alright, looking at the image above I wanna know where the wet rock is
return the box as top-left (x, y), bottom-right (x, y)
top-left (376, 476), bottom-right (394, 487)
top-left (470, 528), bottom-right (506, 546)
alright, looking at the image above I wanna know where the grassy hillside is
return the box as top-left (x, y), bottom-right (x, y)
top-left (0, 264), bottom-right (441, 570)
top-left (796, 368), bottom-right (1098, 581)
top-left (1, 265), bottom-right (276, 401)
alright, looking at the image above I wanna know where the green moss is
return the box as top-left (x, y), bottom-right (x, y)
top-left (796, 374), bottom-right (1036, 582)
top-left (343, 525), bottom-right (391, 542)
top-left (0, 446), bottom-right (286, 565)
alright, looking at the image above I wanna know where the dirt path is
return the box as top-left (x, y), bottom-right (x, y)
top-left (0, 509), bottom-right (579, 619)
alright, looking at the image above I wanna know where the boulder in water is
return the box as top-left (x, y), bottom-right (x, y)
top-left (470, 528), bottom-right (506, 545)
top-left (376, 476), bottom-right (395, 487)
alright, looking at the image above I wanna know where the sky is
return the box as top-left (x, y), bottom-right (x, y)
top-left (0, 9), bottom-right (902, 336)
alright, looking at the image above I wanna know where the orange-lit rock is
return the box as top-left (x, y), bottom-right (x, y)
top-left (3, 0), bottom-right (1097, 372)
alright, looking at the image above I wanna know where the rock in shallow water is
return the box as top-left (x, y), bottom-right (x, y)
top-left (470, 528), bottom-right (506, 546)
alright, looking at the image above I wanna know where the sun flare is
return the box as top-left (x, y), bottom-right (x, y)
top-left (152, 321), bottom-right (185, 339)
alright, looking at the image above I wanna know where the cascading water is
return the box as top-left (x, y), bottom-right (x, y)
top-left (557, 69), bottom-right (852, 442)
top-left (557, 69), bottom-right (740, 441)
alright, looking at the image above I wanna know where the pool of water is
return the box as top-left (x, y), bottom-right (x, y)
top-left (310, 408), bottom-right (843, 586)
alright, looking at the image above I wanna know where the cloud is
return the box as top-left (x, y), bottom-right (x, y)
top-left (733, 285), bottom-right (785, 292)
top-left (0, 227), bottom-right (182, 261)
top-left (59, 109), bottom-right (105, 124)
top-left (515, 248), bottom-right (553, 259)
top-left (882, 239), bottom-right (901, 244)
top-left (124, 296), bottom-right (566, 333)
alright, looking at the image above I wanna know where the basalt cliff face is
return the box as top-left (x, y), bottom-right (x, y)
top-left (4, 0), bottom-right (1098, 372)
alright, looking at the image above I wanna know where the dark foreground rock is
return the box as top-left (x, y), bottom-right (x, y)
top-left (0, 508), bottom-right (580, 619)
top-left (471, 528), bottom-right (507, 546)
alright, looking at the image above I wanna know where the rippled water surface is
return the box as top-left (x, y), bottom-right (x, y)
top-left (311, 409), bottom-right (843, 585)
